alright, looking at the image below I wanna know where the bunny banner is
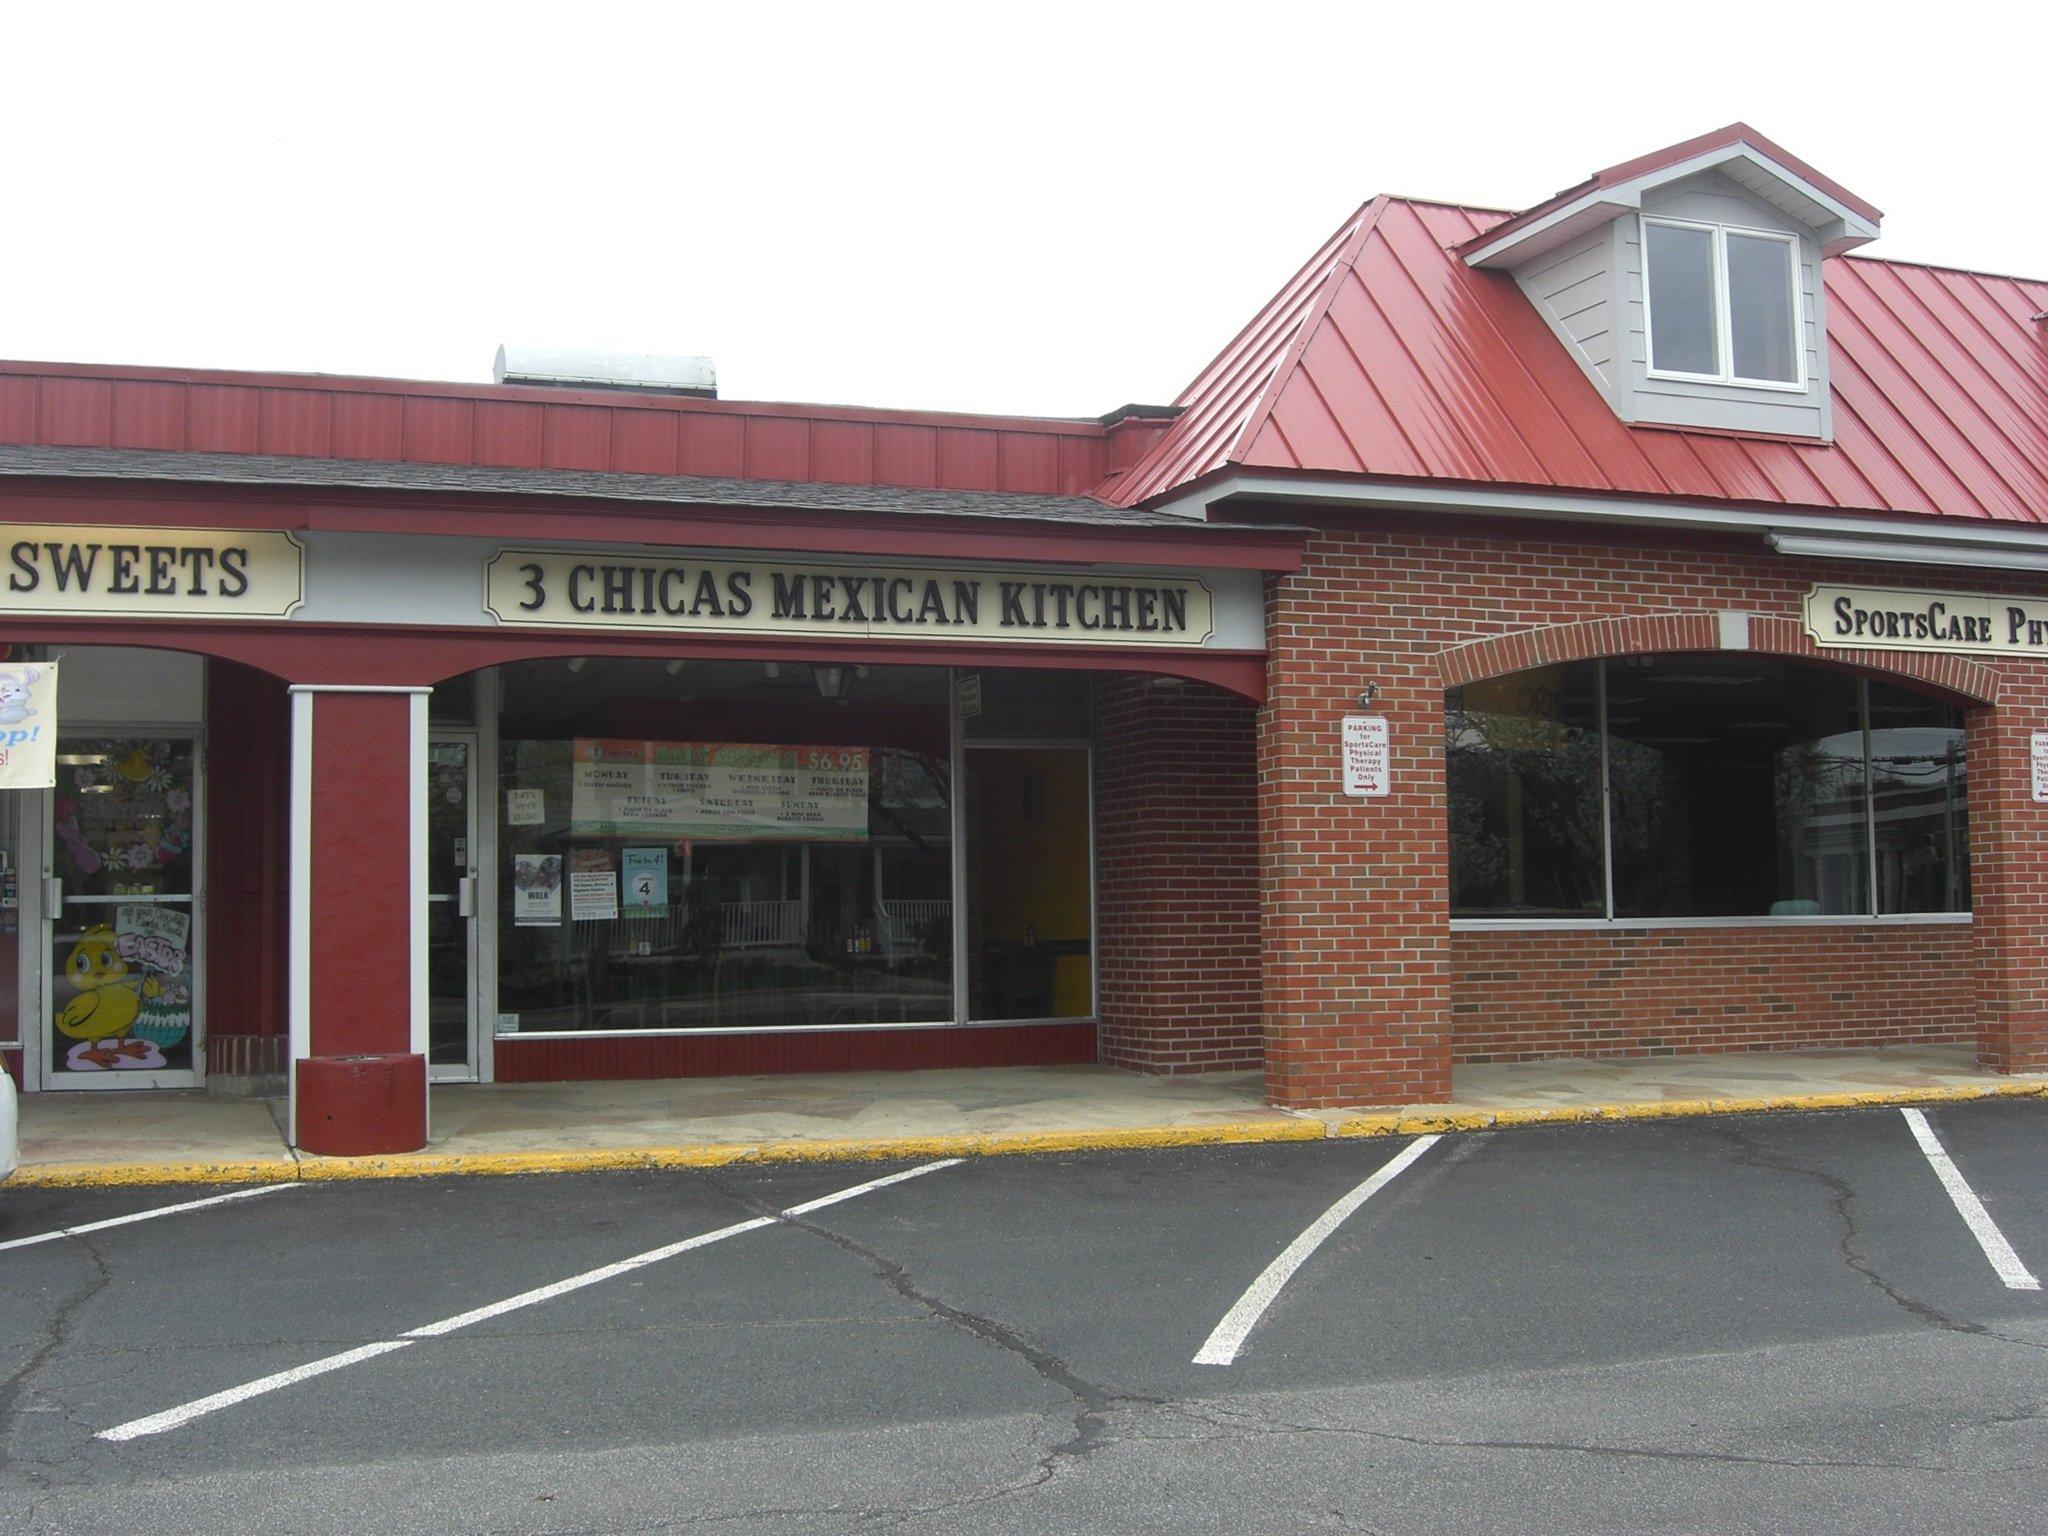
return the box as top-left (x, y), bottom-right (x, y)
top-left (0, 659), bottom-right (57, 789)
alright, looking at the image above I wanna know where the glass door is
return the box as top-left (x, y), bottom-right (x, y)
top-left (44, 733), bottom-right (203, 1088)
top-left (427, 733), bottom-right (480, 1080)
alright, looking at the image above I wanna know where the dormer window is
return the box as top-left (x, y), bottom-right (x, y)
top-left (1643, 217), bottom-right (1802, 389)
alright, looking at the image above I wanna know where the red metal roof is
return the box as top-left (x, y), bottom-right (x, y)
top-left (1108, 197), bottom-right (2048, 523)
top-left (0, 360), bottom-right (1172, 501)
top-left (1460, 123), bottom-right (1882, 260)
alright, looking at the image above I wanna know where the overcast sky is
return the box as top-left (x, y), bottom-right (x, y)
top-left (5, 3), bottom-right (2040, 419)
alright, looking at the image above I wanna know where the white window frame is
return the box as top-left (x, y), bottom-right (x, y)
top-left (1642, 215), bottom-right (1807, 393)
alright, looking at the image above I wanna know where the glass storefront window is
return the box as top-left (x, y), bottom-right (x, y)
top-left (1608, 656), bottom-right (1866, 918)
top-left (1868, 682), bottom-right (1968, 914)
top-left (495, 659), bottom-right (953, 1034)
top-left (1446, 656), bottom-right (1972, 921)
top-left (1446, 667), bottom-right (1604, 918)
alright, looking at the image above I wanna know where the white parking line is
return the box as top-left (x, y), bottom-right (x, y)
top-left (1193, 1136), bottom-right (1441, 1366)
top-left (0, 1183), bottom-right (296, 1255)
top-left (1900, 1108), bottom-right (2040, 1292)
top-left (97, 1158), bottom-right (961, 1442)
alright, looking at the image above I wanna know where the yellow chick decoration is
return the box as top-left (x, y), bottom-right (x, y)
top-left (56, 925), bottom-right (162, 1067)
top-left (115, 748), bottom-right (155, 784)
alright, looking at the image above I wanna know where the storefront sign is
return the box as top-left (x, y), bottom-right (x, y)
top-left (485, 551), bottom-right (1214, 647)
top-left (512, 853), bottom-right (562, 926)
top-left (621, 848), bottom-right (668, 917)
top-left (568, 849), bottom-right (618, 922)
top-left (2034, 733), bottom-right (2048, 805)
top-left (0, 524), bottom-right (303, 618)
top-left (570, 738), bottom-right (870, 841)
top-left (1341, 715), bottom-right (1390, 797)
top-left (0, 659), bottom-right (57, 789)
top-left (1804, 584), bottom-right (2048, 657)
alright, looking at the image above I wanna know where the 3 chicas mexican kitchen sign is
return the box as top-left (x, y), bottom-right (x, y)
top-left (486, 551), bottom-right (1214, 647)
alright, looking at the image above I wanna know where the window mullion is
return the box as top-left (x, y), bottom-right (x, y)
top-left (1862, 677), bottom-right (1880, 916)
top-left (1713, 227), bottom-right (1733, 382)
top-left (1598, 657), bottom-right (1615, 920)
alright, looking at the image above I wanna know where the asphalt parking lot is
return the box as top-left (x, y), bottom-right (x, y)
top-left (3, 1102), bottom-right (2045, 1534)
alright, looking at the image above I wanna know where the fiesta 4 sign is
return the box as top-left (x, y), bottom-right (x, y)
top-left (1803, 585), bottom-right (2048, 658)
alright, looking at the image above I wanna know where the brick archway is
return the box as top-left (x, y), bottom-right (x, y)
top-left (1435, 611), bottom-right (2000, 705)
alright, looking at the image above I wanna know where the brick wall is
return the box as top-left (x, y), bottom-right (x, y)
top-left (1451, 924), bottom-right (1975, 1062)
top-left (1094, 674), bottom-right (1264, 1073)
top-left (1256, 515), bottom-right (2048, 1107)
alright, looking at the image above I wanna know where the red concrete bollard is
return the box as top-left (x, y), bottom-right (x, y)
top-left (295, 1053), bottom-right (427, 1156)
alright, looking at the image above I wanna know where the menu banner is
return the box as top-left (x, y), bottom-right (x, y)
top-left (570, 738), bottom-right (870, 842)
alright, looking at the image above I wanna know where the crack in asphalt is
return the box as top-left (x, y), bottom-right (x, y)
top-left (0, 1231), bottom-right (116, 1513)
top-left (699, 1169), bottom-right (1161, 1527)
top-left (1166, 1399), bottom-right (1958, 1473)
top-left (1704, 1121), bottom-right (2048, 1355)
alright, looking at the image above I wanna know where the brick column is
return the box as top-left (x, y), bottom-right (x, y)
top-left (1093, 675), bottom-right (1262, 1073)
top-left (1259, 552), bottom-right (1452, 1108)
top-left (288, 686), bottom-right (429, 1154)
top-left (1969, 695), bottom-right (2048, 1073)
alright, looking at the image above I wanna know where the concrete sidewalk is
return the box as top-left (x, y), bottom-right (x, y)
top-left (12, 1045), bottom-right (2048, 1186)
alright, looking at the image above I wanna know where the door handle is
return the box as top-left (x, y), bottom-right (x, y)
top-left (457, 874), bottom-right (477, 920)
top-left (43, 875), bottom-right (62, 921)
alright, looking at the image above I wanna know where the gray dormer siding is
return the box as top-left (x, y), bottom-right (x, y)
top-left (1501, 169), bottom-right (1834, 442)
top-left (1514, 223), bottom-right (1621, 404)
top-left (1623, 172), bottom-right (1832, 439)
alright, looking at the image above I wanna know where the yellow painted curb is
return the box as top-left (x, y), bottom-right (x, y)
top-left (9, 1158), bottom-right (304, 1190)
top-left (14, 1118), bottom-right (1324, 1189)
top-left (14, 1082), bottom-right (2045, 1187)
top-left (1328, 1078), bottom-right (2048, 1137)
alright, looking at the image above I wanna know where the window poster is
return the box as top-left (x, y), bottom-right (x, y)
top-left (570, 739), bottom-right (870, 841)
top-left (512, 853), bottom-right (563, 926)
top-left (0, 659), bottom-right (57, 789)
top-left (53, 905), bottom-right (194, 1072)
top-left (621, 848), bottom-right (668, 918)
top-left (568, 847), bottom-right (619, 922)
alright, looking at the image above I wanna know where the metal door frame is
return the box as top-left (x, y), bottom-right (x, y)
top-left (428, 727), bottom-right (482, 1083)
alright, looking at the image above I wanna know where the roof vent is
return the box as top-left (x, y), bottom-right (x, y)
top-left (492, 345), bottom-right (717, 399)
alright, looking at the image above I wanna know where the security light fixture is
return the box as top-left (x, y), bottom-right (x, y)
top-left (812, 664), bottom-right (852, 701)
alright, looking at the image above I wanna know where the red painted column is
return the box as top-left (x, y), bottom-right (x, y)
top-left (289, 686), bottom-right (428, 1154)
top-left (1969, 696), bottom-right (2048, 1073)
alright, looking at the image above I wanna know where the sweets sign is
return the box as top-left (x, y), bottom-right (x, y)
top-left (486, 551), bottom-right (1214, 647)
top-left (0, 524), bottom-right (303, 618)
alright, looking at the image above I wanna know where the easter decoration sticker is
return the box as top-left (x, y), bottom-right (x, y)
top-left (0, 659), bottom-right (57, 789)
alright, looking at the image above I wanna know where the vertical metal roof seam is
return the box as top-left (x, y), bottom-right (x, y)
top-left (1334, 263), bottom-right (1500, 481)
top-left (1874, 267), bottom-right (2048, 474)
top-left (1375, 200), bottom-right (1618, 494)
top-left (1830, 262), bottom-right (2048, 514)
top-left (1821, 337), bottom-right (1981, 518)
top-left (1224, 197), bottom-right (1393, 476)
top-left (1824, 282), bottom-right (2022, 520)
top-left (1412, 205), bottom-right (1629, 495)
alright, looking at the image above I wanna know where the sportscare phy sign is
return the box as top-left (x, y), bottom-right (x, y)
top-left (1803, 584), bottom-right (2048, 658)
top-left (486, 550), bottom-right (1215, 647)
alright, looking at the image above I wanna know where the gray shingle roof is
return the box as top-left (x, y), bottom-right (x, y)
top-left (0, 445), bottom-right (1220, 530)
